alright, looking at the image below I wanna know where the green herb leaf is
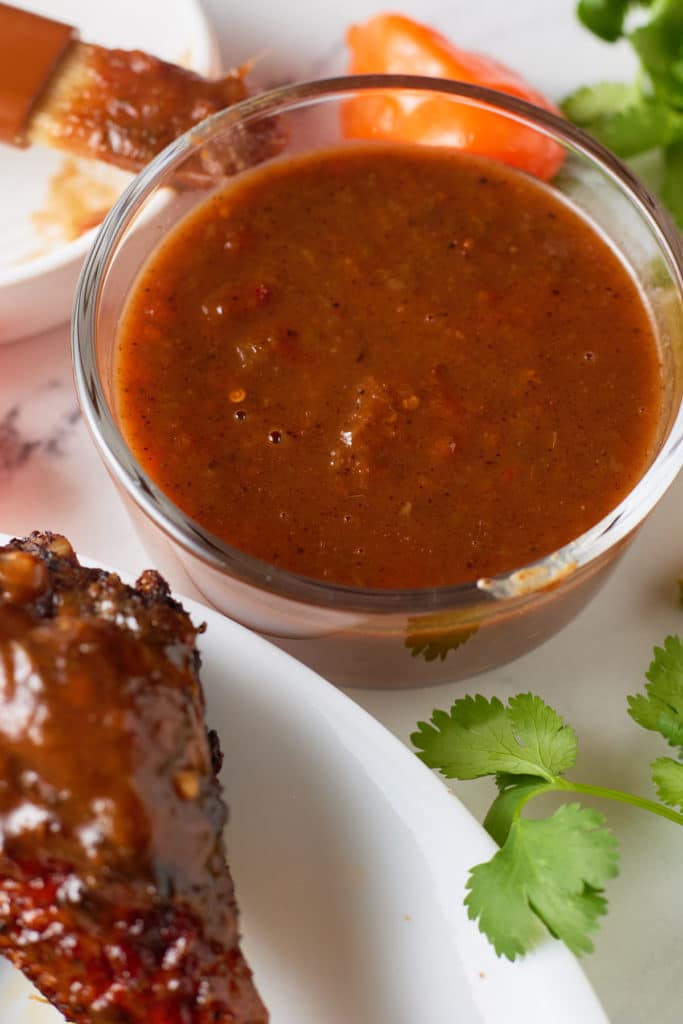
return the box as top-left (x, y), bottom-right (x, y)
top-left (577, 0), bottom-right (631, 41)
top-left (630, 0), bottom-right (683, 105)
top-left (483, 778), bottom-right (551, 846)
top-left (628, 634), bottom-right (683, 751)
top-left (405, 618), bottom-right (477, 662)
top-left (565, 88), bottom-right (683, 156)
top-left (661, 139), bottom-right (683, 226)
top-left (414, 641), bottom-right (683, 962)
top-left (593, 94), bottom-right (683, 154)
top-left (561, 81), bottom-right (634, 125)
top-left (567, 0), bottom-right (683, 225)
top-left (651, 755), bottom-right (683, 807)
top-left (465, 804), bottom-right (619, 959)
top-left (411, 692), bottom-right (577, 782)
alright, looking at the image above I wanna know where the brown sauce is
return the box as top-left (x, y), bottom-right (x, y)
top-left (0, 538), bottom-right (219, 925)
top-left (115, 143), bottom-right (663, 589)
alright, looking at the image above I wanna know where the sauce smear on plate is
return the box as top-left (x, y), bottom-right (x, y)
top-left (115, 144), bottom-right (663, 588)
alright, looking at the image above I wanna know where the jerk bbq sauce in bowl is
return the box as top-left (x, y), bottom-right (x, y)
top-left (73, 76), bottom-right (683, 689)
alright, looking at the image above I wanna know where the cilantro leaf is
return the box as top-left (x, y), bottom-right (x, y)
top-left (405, 618), bottom-right (477, 662)
top-left (628, 635), bottom-right (683, 751)
top-left (561, 81), bottom-right (634, 125)
top-left (591, 94), bottom-right (683, 155)
top-left (415, 655), bottom-right (683, 963)
top-left (630, 0), bottom-right (683, 105)
top-left (563, 88), bottom-right (683, 156)
top-left (465, 804), bottom-right (619, 959)
top-left (483, 778), bottom-right (551, 846)
top-left (411, 693), bottom-right (577, 782)
top-left (651, 756), bottom-right (683, 807)
top-left (566, 0), bottom-right (683, 226)
top-left (578, 0), bottom-right (631, 42)
top-left (661, 139), bottom-right (683, 227)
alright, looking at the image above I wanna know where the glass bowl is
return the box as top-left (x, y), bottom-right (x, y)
top-left (72, 75), bottom-right (683, 689)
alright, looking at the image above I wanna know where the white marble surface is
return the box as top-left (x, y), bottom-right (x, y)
top-left (0, 1), bottom-right (681, 1021)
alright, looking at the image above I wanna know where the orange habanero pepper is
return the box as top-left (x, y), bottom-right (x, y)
top-left (344, 13), bottom-right (564, 180)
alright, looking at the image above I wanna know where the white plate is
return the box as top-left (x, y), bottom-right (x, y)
top-left (0, 0), bottom-right (218, 344)
top-left (0, 564), bottom-right (607, 1024)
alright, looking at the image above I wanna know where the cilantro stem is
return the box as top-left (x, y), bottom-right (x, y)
top-left (555, 778), bottom-right (683, 826)
top-left (506, 777), bottom-right (683, 830)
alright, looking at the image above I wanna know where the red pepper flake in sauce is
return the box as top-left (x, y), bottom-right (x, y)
top-left (115, 143), bottom-right (663, 589)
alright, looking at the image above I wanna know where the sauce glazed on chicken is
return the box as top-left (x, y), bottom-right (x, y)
top-left (0, 532), bottom-right (267, 1024)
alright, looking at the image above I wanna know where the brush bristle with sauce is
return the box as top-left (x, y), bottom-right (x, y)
top-left (0, 2), bottom-right (247, 172)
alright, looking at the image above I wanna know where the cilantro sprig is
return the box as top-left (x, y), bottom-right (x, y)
top-left (411, 636), bottom-right (683, 959)
top-left (563, 0), bottom-right (683, 226)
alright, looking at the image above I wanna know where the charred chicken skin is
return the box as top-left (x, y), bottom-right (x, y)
top-left (0, 532), bottom-right (268, 1024)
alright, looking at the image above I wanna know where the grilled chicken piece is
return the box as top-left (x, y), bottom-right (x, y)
top-left (0, 532), bottom-right (268, 1024)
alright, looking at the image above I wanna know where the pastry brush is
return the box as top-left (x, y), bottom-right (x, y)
top-left (0, 2), bottom-right (247, 173)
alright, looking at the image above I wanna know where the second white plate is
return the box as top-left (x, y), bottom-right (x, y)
top-left (0, 0), bottom-right (218, 343)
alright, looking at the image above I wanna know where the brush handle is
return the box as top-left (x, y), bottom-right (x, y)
top-left (0, 2), bottom-right (76, 146)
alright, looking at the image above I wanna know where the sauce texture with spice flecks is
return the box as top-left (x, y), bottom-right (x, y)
top-left (116, 143), bottom-right (663, 589)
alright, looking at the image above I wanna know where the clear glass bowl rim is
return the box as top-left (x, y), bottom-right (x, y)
top-left (72, 73), bottom-right (683, 615)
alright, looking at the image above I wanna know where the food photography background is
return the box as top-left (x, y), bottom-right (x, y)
top-left (0, 1), bottom-right (681, 1022)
